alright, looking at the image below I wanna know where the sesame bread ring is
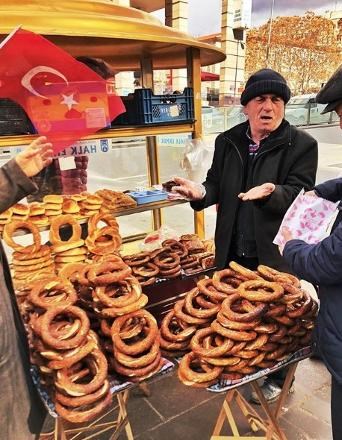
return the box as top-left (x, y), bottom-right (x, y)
top-left (244, 334), bottom-right (269, 350)
top-left (40, 305), bottom-right (90, 350)
top-left (101, 293), bottom-right (148, 317)
top-left (132, 262), bottom-right (159, 278)
top-left (57, 247), bottom-right (87, 257)
top-left (177, 367), bottom-right (217, 388)
top-left (49, 214), bottom-right (82, 245)
top-left (257, 265), bottom-right (300, 287)
top-left (153, 252), bottom-right (180, 270)
top-left (180, 255), bottom-right (199, 270)
top-left (86, 226), bottom-right (121, 255)
top-left (237, 280), bottom-right (284, 303)
top-left (87, 261), bottom-right (131, 286)
top-left (160, 334), bottom-right (190, 351)
top-left (174, 299), bottom-right (210, 326)
top-left (3, 220), bottom-right (41, 253)
top-left (195, 294), bottom-right (219, 310)
top-left (47, 334), bottom-right (97, 370)
top-left (158, 266), bottom-right (182, 278)
top-left (123, 252), bottom-right (151, 267)
top-left (13, 253), bottom-right (52, 266)
top-left (94, 277), bottom-right (141, 308)
top-left (287, 291), bottom-right (313, 318)
top-left (88, 212), bottom-right (119, 236)
top-left (29, 278), bottom-right (77, 309)
top-left (114, 339), bottom-right (160, 369)
top-left (53, 239), bottom-right (85, 254)
top-left (55, 380), bottom-right (109, 409)
top-left (55, 351), bottom-right (109, 399)
top-left (12, 244), bottom-right (51, 261)
top-left (120, 319), bottom-right (144, 340)
top-left (221, 293), bottom-right (268, 323)
top-left (14, 259), bottom-right (54, 273)
top-left (112, 352), bottom-right (161, 378)
top-left (58, 263), bottom-right (88, 282)
top-left (139, 277), bottom-right (157, 286)
top-left (211, 319), bottom-right (257, 341)
top-left (55, 255), bottom-right (87, 264)
top-left (162, 239), bottom-right (188, 258)
top-left (212, 268), bottom-right (241, 294)
top-left (160, 309), bottom-right (197, 343)
top-left (216, 312), bottom-right (260, 331)
top-left (273, 314), bottom-right (296, 326)
top-left (184, 288), bottom-right (220, 319)
top-left (178, 351), bottom-right (223, 385)
top-left (191, 328), bottom-right (234, 358)
top-left (229, 261), bottom-right (262, 280)
top-left (197, 278), bottom-right (229, 302)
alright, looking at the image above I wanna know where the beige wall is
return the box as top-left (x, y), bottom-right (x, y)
top-left (219, 0), bottom-right (246, 105)
top-left (165, 0), bottom-right (188, 92)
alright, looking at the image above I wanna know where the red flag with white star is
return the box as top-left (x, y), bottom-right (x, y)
top-left (0, 27), bottom-right (125, 153)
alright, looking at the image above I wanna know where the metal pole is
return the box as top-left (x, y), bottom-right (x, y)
top-left (265, 0), bottom-right (275, 66)
top-left (233, 41), bottom-right (239, 98)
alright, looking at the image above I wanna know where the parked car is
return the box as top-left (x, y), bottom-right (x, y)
top-left (285, 94), bottom-right (330, 125)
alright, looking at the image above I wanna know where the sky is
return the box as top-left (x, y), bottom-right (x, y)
top-left (153, 0), bottom-right (341, 36)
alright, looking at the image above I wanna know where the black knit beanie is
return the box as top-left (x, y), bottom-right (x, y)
top-left (240, 68), bottom-right (291, 106)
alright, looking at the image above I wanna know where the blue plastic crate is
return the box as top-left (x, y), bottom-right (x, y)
top-left (112, 88), bottom-right (194, 126)
top-left (128, 189), bottom-right (168, 204)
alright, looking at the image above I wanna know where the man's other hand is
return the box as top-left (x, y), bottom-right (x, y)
top-left (238, 183), bottom-right (276, 201)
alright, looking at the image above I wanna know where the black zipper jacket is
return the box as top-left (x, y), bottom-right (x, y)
top-left (191, 119), bottom-right (318, 270)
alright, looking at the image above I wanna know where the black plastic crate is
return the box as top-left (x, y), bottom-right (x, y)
top-left (112, 87), bottom-right (194, 126)
top-left (0, 99), bottom-right (36, 135)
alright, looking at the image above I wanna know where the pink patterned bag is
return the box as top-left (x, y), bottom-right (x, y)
top-left (274, 189), bottom-right (339, 246)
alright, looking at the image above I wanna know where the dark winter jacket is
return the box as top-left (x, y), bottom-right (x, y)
top-left (315, 177), bottom-right (342, 232)
top-left (191, 120), bottom-right (318, 270)
top-left (0, 159), bottom-right (46, 439)
top-left (283, 177), bottom-right (342, 384)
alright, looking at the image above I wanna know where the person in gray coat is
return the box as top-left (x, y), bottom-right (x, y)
top-left (172, 68), bottom-right (318, 403)
top-left (280, 63), bottom-right (342, 440)
top-left (0, 136), bottom-right (53, 439)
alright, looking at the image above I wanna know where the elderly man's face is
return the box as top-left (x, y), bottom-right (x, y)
top-left (335, 102), bottom-right (342, 129)
top-left (243, 94), bottom-right (285, 136)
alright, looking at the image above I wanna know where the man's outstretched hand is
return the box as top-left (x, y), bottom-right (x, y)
top-left (171, 176), bottom-right (205, 201)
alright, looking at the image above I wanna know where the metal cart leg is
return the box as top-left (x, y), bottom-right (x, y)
top-left (211, 362), bottom-right (298, 440)
top-left (49, 389), bottom-right (134, 440)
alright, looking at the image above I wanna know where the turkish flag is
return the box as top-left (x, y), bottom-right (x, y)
top-left (0, 27), bottom-right (125, 153)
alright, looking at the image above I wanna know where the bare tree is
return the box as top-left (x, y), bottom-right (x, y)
top-left (245, 12), bottom-right (341, 94)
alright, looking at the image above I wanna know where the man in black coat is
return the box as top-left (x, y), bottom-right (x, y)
top-left (172, 68), bottom-right (318, 402)
top-left (281, 64), bottom-right (342, 440)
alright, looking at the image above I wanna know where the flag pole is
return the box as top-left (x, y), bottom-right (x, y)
top-left (0, 25), bottom-right (22, 49)
top-left (265, 0), bottom-right (275, 67)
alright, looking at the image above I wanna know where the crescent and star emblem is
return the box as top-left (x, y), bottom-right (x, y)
top-left (21, 65), bottom-right (79, 109)
top-left (60, 93), bottom-right (78, 110)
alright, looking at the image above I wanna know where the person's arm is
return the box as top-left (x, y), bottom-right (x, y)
top-left (314, 178), bottom-right (342, 203)
top-left (283, 223), bottom-right (342, 285)
top-left (0, 137), bottom-right (53, 213)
